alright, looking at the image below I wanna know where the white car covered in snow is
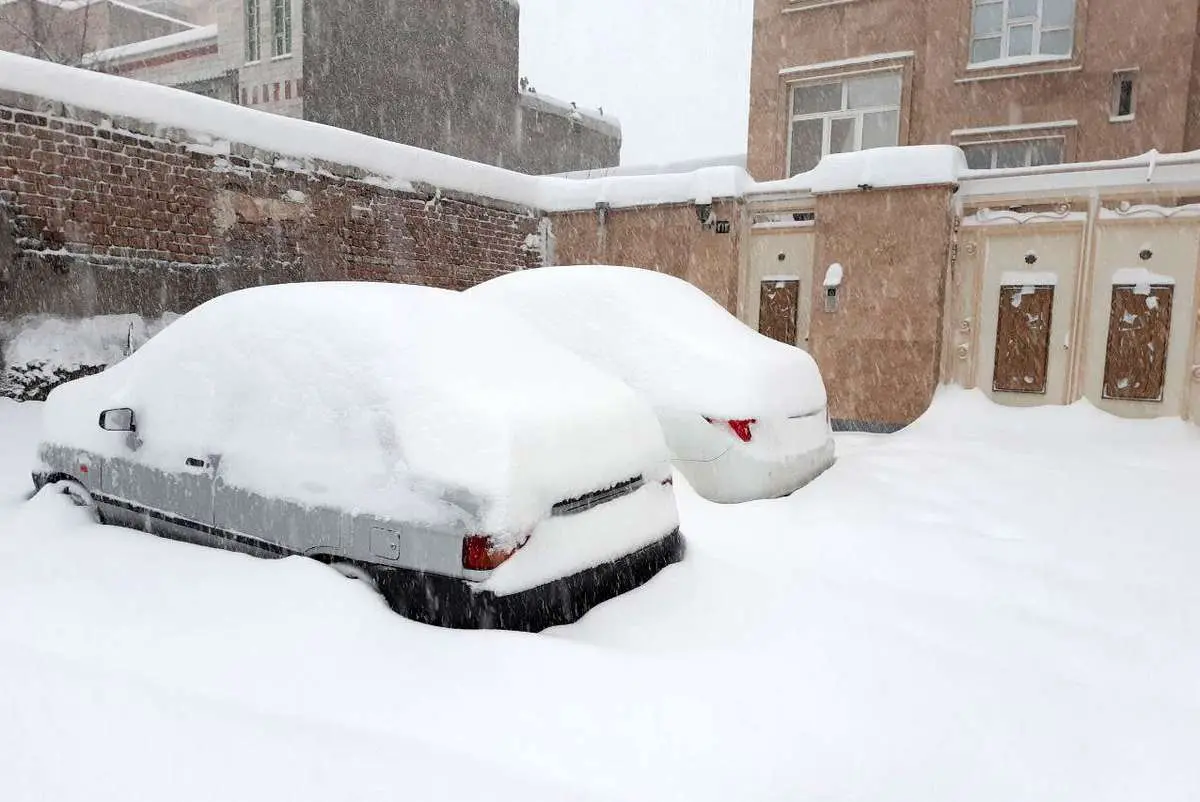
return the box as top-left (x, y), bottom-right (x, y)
top-left (467, 265), bottom-right (835, 503)
top-left (33, 283), bottom-right (684, 631)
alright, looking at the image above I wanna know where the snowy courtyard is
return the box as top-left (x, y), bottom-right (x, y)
top-left (1, 390), bottom-right (1198, 801)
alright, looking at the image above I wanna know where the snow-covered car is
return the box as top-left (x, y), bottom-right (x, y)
top-left (32, 283), bottom-right (684, 631)
top-left (466, 265), bottom-right (835, 503)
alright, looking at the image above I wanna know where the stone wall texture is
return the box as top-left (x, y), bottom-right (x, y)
top-left (0, 101), bottom-right (543, 326)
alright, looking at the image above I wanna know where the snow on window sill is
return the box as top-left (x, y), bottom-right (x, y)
top-left (784, 0), bottom-right (862, 12)
top-left (955, 63), bottom-right (1081, 85)
top-left (271, 53), bottom-right (293, 62)
top-left (1109, 115), bottom-right (1136, 124)
top-left (966, 54), bottom-right (1074, 72)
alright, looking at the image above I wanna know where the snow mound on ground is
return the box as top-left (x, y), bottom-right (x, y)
top-left (2, 313), bottom-right (178, 369)
top-left (1, 314), bottom-right (178, 401)
top-left (40, 283), bottom-right (667, 533)
top-left (467, 265), bottom-right (827, 418)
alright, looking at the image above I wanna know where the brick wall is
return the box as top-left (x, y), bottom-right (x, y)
top-left (0, 100), bottom-right (544, 325)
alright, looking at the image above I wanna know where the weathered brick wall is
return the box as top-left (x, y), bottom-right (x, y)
top-left (0, 101), bottom-right (544, 325)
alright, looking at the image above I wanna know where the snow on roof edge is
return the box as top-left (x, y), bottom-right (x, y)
top-left (518, 91), bottom-right (620, 137)
top-left (0, 51), bottom-right (546, 209)
top-left (15, 54), bottom-right (1189, 216)
top-left (83, 23), bottom-right (217, 64)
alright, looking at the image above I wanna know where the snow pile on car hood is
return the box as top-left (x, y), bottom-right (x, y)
top-left (467, 266), bottom-right (828, 418)
top-left (40, 283), bottom-right (668, 533)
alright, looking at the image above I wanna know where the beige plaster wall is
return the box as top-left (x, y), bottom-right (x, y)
top-left (745, 228), bottom-right (816, 348)
top-left (972, 224), bottom-right (1085, 406)
top-left (1083, 221), bottom-right (1200, 418)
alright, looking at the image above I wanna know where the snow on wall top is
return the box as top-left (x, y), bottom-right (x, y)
top-left (0, 53), bottom-right (1032, 217)
top-left (83, 23), bottom-right (217, 65)
top-left (518, 90), bottom-right (621, 137)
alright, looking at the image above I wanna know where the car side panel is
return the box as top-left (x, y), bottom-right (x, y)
top-left (102, 454), bottom-right (215, 530)
top-left (214, 481), bottom-right (347, 558)
top-left (349, 514), bottom-right (466, 577)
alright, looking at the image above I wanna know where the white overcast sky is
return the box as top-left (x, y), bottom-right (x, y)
top-left (518, 0), bottom-right (755, 167)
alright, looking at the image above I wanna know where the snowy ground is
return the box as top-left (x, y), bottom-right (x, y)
top-left (1, 391), bottom-right (1198, 801)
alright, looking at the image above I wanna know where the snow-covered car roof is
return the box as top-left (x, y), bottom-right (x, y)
top-left (40, 283), bottom-right (667, 533)
top-left (467, 266), bottom-right (828, 418)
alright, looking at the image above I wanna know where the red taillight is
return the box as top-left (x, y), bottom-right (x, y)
top-left (704, 417), bottom-right (757, 443)
top-left (462, 534), bottom-right (524, 571)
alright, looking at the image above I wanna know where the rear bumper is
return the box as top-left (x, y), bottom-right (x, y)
top-left (371, 528), bottom-right (685, 632)
top-left (675, 438), bottom-right (836, 504)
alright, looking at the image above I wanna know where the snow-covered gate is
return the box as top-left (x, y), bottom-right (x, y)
top-left (951, 156), bottom-right (1200, 424)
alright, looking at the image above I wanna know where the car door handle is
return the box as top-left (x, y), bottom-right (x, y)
top-left (186, 457), bottom-right (207, 468)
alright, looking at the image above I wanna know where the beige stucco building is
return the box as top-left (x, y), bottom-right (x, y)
top-left (748, 0), bottom-right (1200, 180)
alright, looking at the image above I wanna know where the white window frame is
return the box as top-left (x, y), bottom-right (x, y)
top-left (244, 0), bottom-right (261, 63)
top-left (786, 69), bottom-right (902, 177)
top-left (960, 135), bottom-right (1066, 169)
top-left (969, 0), bottom-right (1075, 66)
top-left (271, 0), bottom-right (293, 58)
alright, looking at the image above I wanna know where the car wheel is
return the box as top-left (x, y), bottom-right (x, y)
top-left (330, 561), bottom-right (379, 591)
top-left (48, 479), bottom-right (100, 522)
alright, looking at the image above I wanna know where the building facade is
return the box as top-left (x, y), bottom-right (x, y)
top-left (0, 0), bottom-right (190, 64)
top-left (28, 0), bottom-right (621, 174)
top-left (748, 0), bottom-right (1200, 180)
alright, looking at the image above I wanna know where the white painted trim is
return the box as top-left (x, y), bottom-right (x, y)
top-left (1000, 270), bottom-right (1059, 286)
top-left (1100, 203), bottom-right (1200, 221)
top-left (963, 209), bottom-right (1087, 227)
top-left (779, 51), bottom-right (915, 77)
top-left (752, 220), bottom-right (816, 230)
top-left (760, 274), bottom-right (803, 282)
top-left (783, 0), bottom-right (859, 12)
top-left (966, 54), bottom-right (1073, 72)
top-left (954, 64), bottom-right (1082, 83)
top-left (952, 120), bottom-right (1078, 137)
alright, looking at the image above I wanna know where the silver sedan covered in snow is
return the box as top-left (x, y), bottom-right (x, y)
top-left (34, 283), bottom-right (684, 630)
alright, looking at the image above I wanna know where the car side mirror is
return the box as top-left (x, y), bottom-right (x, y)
top-left (98, 408), bottom-right (136, 433)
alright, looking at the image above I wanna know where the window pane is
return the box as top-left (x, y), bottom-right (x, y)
top-left (1039, 28), bottom-right (1072, 55)
top-left (793, 82), bottom-right (842, 115)
top-left (847, 72), bottom-right (901, 109)
top-left (1008, 24), bottom-right (1034, 56)
top-left (1115, 74), bottom-right (1135, 117)
top-left (973, 2), bottom-right (1003, 35)
top-left (1029, 139), bottom-right (1064, 166)
top-left (1042, 0), bottom-right (1075, 27)
top-left (861, 110), bottom-right (900, 149)
top-left (995, 142), bottom-right (1028, 168)
top-left (830, 117), bottom-right (856, 154)
top-left (962, 145), bottom-right (994, 170)
top-left (1008, 0), bottom-right (1037, 17)
top-left (789, 118), bottom-right (824, 175)
top-left (971, 36), bottom-right (1002, 63)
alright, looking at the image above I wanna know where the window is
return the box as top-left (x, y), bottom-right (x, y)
top-left (272, 0), bottom-right (293, 57)
top-left (970, 0), bottom-right (1075, 65)
top-left (787, 71), bottom-right (902, 176)
top-left (961, 138), bottom-right (1064, 169)
top-left (244, 0), bottom-right (260, 62)
top-left (1112, 71), bottom-right (1136, 120)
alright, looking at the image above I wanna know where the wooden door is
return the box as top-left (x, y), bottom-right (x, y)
top-left (993, 285), bottom-right (1055, 393)
top-left (1102, 285), bottom-right (1174, 401)
top-left (759, 279), bottom-right (799, 345)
